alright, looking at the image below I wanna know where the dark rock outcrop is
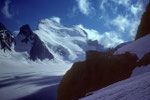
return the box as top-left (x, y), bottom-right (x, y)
top-left (30, 35), bottom-right (54, 61)
top-left (135, 2), bottom-right (150, 40)
top-left (0, 22), bottom-right (14, 51)
top-left (15, 24), bottom-right (54, 61)
top-left (57, 51), bottom-right (138, 100)
top-left (19, 24), bottom-right (34, 43)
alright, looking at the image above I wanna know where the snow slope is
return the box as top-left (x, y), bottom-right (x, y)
top-left (80, 65), bottom-right (150, 100)
top-left (0, 50), bottom-right (72, 100)
top-left (114, 34), bottom-right (150, 59)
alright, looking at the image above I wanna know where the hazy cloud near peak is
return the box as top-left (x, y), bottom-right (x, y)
top-left (77, 24), bottom-right (124, 48)
top-left (1, 0), bottom-right (13, 18)
top-left (76, 0), bottom-right (95, 15)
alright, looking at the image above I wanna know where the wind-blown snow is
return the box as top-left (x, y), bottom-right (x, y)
top-left (80, 68), bottom-right (150, 100)
top-left (114, 34), bottom-right (150, 59)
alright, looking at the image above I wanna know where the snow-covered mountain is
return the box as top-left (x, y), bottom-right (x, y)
top-left (15, 24), bottom-right (54, 61)
top-left (0, 19), bottom-right (104, 100)
top-left (0, 17), bottom-right (103, 62)
top-left (0, 23), bottom-right (14, 51)
top-left (34, 18), bottom-right (104, 62)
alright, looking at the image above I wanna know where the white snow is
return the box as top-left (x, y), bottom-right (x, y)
top-left (114, 34), bottom-right (150, 59)
top-left (80, 69), bottom-right (150, 100)
top-left (0, 50), bottom-right (72, 100)
top-left (0, 17), bottom-right (104, 100)
top-left (131, 64), bottom-right (150, 77)
top-left (34, 18), bottom-right (102, 62)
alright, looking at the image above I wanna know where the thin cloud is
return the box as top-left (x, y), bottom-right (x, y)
top-left (1, 0), bottom-right (13, 18)
top-left (98, 0), bottom-right (146, 40)
top-left (67, 6), bottom-right (78, 18)
top-left (99, 0), bottom-right (107, 10)
top-left (76, 0), bottom-right (95, 16)
top-left (112, 15), bottom-right (130, 32)
top-left (130, 2), bottom-right (143, 16)
top-left (112, 0), bottom-right (130, 7)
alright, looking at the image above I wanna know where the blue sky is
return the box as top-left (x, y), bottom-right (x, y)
top-left (0, 0), bottom-right (149, 43)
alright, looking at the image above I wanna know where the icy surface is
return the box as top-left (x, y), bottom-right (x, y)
top-left (114, 34), bottom-right (150, 59)
top-left (0, 50), bottom-right (72, 100)
top-left (80, 69), bottom-right (150, 100)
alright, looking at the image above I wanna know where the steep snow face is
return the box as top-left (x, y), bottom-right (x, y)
top-left (80, 65), bottom-right (150, 100)
top-left (34, 18), bottom-right (104, 62)
top-left (114, 34), bottom-right (150, 59)
top-left (0, 23), bottom-right (14, 51)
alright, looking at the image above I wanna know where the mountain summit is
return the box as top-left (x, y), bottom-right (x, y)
top-left (0, 22), bottom-right (14, 51)
top-left (15, 24), bottom-right (54, 61)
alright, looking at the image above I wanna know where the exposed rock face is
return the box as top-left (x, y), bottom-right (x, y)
top-left (57, 51), bottom-right (138, 100)
top-left (135, 2), bottom-right (150, 40)
top-left (15, 24), bottom-right (54, 61)
top-left (0, 22), bottom-right (14, 51)
top-left (30, 35), bottom-right (54, 61)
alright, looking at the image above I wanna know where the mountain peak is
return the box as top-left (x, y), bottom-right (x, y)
top-left (19, 24), bottom-right (33, 37)
top-left (0, 22), bottom-right (14, 51)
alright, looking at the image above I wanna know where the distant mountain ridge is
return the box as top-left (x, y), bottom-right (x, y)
top-left (0, 19), bottom-right (105, 62)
